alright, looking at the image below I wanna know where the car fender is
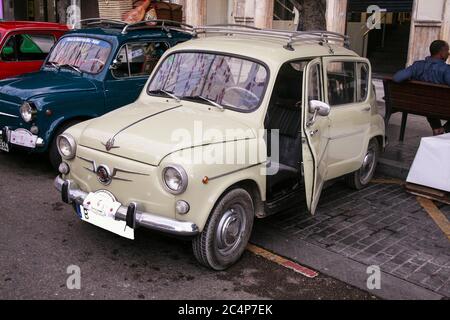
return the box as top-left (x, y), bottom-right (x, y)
top-left (31, 90), bottom-right (104, 150)
top-left (161, 140), bottom-right (266, 232)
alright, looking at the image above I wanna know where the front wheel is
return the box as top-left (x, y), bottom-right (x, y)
top-left (345, 138), bottom-right (380, 190)
top-left (192, 188), bottom-right (254, 270)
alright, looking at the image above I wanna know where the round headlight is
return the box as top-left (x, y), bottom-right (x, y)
top-left (20, 102), bottom-right (36, 123)
top-left (162, 165), bottom-right (188, 194)
top-left (57, 133), bottom-right (76, 160)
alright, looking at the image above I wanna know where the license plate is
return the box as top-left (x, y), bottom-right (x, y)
top-left (80, 190), bottom-right (134, 240)
top-left (10, 129), bottom-right (37, 148)
top-left (0, 135), bottom-right (9, 152)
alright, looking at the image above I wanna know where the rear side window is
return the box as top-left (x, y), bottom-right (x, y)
top-left (327, 61), bottom-right (356, 106)
top-left (112, 42), bottom-right (169, 78)
top-left (358, 62), bottom-right (370, 102)
top-left (1, 33), bottom-right (56, 61)
top-left (1, 36), bottom-right (16, 61)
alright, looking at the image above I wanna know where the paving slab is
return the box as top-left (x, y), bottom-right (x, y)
top-left (373, 79), bottom-right (434, 180)
top-left (251, 179), bottom-right (450, 300)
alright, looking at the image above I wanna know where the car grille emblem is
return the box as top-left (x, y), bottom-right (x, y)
top-left (96, 165), bottom-right (112, 185)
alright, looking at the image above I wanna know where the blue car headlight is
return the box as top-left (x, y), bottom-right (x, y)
top-left (20, 102), bottom-right (37, 123)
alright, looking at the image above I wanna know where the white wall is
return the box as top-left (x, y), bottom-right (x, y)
top-left (207, 0), bottom-right (231, 25)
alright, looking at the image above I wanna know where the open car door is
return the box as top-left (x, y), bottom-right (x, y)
top-left (302, 58), bottom-right (331, 215)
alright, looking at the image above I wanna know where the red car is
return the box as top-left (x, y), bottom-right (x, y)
top-left (0, 21), bottom-right (68, 80)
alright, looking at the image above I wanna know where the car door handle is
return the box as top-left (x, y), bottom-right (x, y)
top-left (362, 107), bottom-right (371, 112)
top-left (309, 129), bottom-right (319, 137)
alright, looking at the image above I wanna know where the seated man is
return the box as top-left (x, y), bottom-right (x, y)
top-left (393, 40), bottom-right (450, 135)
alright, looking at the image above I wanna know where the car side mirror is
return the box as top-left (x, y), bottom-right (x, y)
top-left (109, 59), bottom-right (120, 70)
top-left (307, 100), bottom-right (330, 127)
top-left (1, 46), bottom-right (14, 56)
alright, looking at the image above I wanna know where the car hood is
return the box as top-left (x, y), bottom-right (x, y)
top-left (79, 101), bottom-right (255, 166)
top-left (0, 70), bottom-right (97, 104)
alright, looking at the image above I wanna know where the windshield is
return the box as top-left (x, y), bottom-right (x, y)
top-left (148, 52), bottom-right (268, 112)
top-left (47, 36), bottom-right (112, 74)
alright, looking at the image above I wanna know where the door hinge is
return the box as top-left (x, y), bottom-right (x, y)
top-left (300, 162), bottom-right (304, 177)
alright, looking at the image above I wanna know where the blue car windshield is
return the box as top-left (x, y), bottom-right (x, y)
top-left (148, 52), bottom-right (268, 112)
top-left (47, 36), bottom-right (111, 74)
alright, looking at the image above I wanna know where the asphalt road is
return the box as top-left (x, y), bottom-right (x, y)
top-left (0, 151), bottom-right (378, 300)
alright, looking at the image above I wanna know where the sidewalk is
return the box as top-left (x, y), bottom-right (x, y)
top-left (373, 79), bottom-right (431, 179)
top-left (250, 80), bottom-right (450, 300)
top-left (251, 179), bottom-right (450, 300)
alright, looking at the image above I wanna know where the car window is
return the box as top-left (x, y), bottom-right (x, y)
top-left (17, 34), bottom-right (55, 60)
top-left (308, 63), bottom-right (322, 102)
top-left (148, 52), bottom-right (268, 112)
top-left (112, 42), bottom-right (168, 78)
top-left (358, 62), bottom-right (369, 102)
top-left (1, 36), bottom-right (16, 61)
top-left (327, 61), bottom-right (356, 106)
top-left (1, 33), bottom-right (55, 61)
top-left (47, 36), bottom-right (112, 74)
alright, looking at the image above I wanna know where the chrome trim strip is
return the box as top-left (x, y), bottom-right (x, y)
top-left (77, 156), bottom-right (150, 178)
top-left (208, 162), bottom-right (266, 181)
top-left (103, 105), bottom-right (182, 150)
top-left (54, 176), bottom-right (199, 236)
top-left (329, 129), bottom-right (365, 141)
top-left (0, 112), bottom-right (19, 118)
top-left (112, 167), bottom-right (150, 177)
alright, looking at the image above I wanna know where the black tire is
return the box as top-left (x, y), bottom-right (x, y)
top-left (345, 138), bottom-right (380, 190)
top-left (192, 188), bottom-right (254, 271)
top-left (49, 120), bottom-right (81, 171)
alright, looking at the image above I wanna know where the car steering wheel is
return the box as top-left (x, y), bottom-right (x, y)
top-left (88, 58), bottom-right (105, 66)
top-left (223, 86), bottom-right (259, 107)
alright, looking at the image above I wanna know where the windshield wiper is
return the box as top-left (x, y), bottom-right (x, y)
top-left (149, 89), bottom-right (181, 102)
top-left (182, 95), bottom-right (224, 111)
top-left (46, 61), bottom-right (60, 69)
top-left (59, 64), bottom-right (83, 74)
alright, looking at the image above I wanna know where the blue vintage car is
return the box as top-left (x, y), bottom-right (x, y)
top-left (0, 19), bottom-right (192, 168)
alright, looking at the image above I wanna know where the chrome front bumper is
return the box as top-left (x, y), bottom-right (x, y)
top-left (0, 127), bottom-right (45, 149)
top-left (54, 176), bottom-right (199, 237)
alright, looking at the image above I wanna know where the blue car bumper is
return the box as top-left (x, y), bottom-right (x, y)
top-left (0, 126), bottom-right (45, 153)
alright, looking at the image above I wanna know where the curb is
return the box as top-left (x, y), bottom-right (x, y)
top-left (251, 223), bottom-right (445, 300)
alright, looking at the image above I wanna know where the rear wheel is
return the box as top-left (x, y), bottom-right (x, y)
top-left (49, 120), bottom-right (82, 171)
top-left (192, 188), bottom-right (254, 270)
top-left (345, 138), bottom-right (380, 190)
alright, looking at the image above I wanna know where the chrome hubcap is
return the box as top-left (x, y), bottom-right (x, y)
top-left (216, 205), bottom-right (246, 255)
top-left (360, 147), bottom-right (376, 184)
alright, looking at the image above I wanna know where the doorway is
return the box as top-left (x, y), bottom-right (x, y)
top-left (347, 0), bottom-right (413, 75)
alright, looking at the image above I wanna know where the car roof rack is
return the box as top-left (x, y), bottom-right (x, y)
top-left (192, 25), bottom-right (350, 51)
top-left (79, 19), bottom-right (193, 36)
top-left (121, 19), bottom-right (194, 35)
top-left (80, 18), bottom-right (127, 29)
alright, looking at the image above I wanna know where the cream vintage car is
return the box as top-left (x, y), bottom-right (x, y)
top-left (54, 26), bottom-right (385, 270)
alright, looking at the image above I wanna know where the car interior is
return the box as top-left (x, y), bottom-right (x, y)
top-left (1, 34), bottom-right (55, 62)
top-left (265, 61), bottom-right (306, 207)
top-left (327, 62), bottom-right (357, 105)
top-left (112, 42), bottom-right (169, 78)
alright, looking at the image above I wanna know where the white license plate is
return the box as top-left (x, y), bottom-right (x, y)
top-left (80, 190), bottom-right (134, 240)
top-left (0, 136), bottom-right (9, 152)
top-left (10, 129), bottom-right (37, 148)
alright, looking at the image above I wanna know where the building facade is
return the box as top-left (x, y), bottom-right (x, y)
top-left (2, 0), bottom-right (449, 73)
top-left (173, 0), bottom-right (449, 73)
top-left (1, 0), bottom-right (98, 23)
